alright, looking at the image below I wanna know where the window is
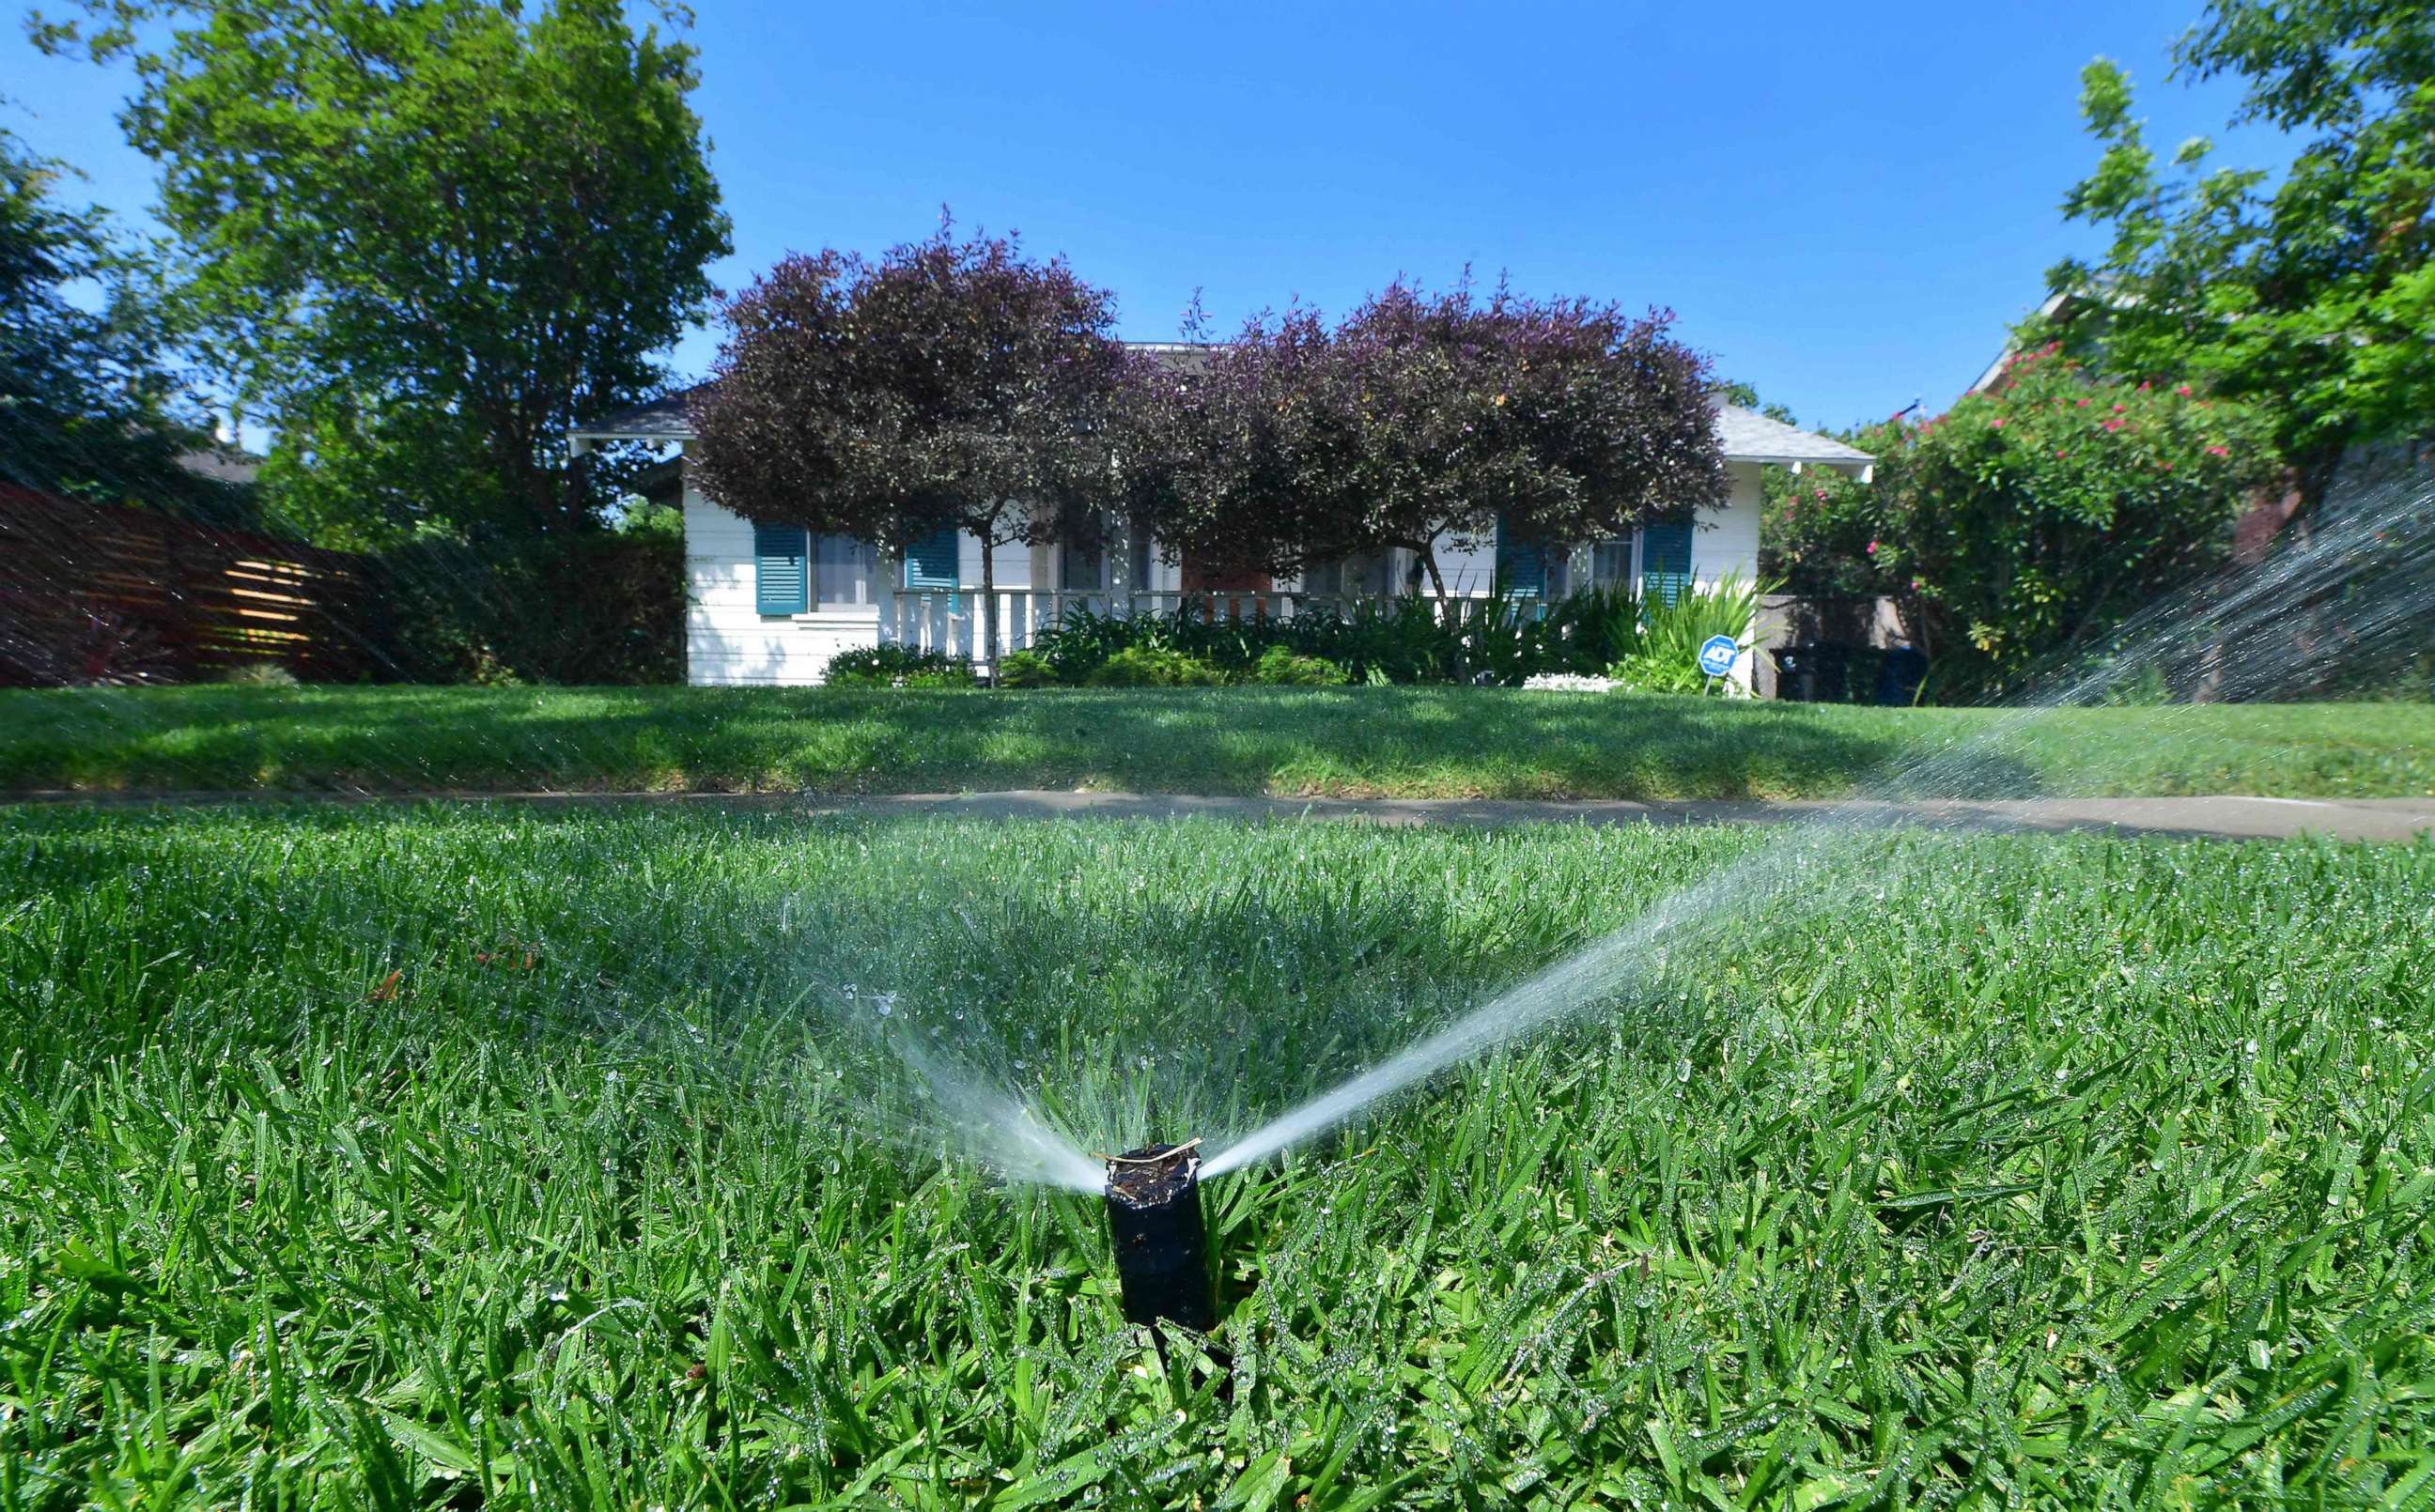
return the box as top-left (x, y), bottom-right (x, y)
top-left (1592, 537), bottom-right (1634, 590)
top-left (902, 526), bottom-right (958, 592)
top-left (1060, 537), bottom-right (1106, 593)
top-left (814, 534), bottom-right (877, 608)
top-left (754, 524), bottom-right (807, 616)
top-left (1640, 521), bottom-right (1694, 607)
top-left (1494, 516), bottom-right (1546, 598)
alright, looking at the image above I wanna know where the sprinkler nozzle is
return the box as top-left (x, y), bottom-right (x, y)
top-left (1103, 1142), bottom-right (1216, 1333)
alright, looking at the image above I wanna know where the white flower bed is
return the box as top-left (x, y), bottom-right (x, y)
top-left (1520, 672), bottom-right (1617, 693)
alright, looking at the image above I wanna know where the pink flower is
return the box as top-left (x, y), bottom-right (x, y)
top-left (2161, 461), bottom-right (2173, 471)
top-left (2103, 418), bottom-right (2124, 432)
top-left (1866, 540), bottom-right (1880, 555)
top-left (2175, 384), bottom-right (2192, 397)
top-left (2055, 449), bottom-right (2070, 458)
top-left (2111, 404), bottom-right (2126, 413)
top-left (2137, 380), bottom-right (2150, 392)
top-left (2076, 397), bottom-right (2091, 407)
top-left (2206, 445), bottom-right (2229, 456)
top-left (1990, 417), bottom-right (2006, 429)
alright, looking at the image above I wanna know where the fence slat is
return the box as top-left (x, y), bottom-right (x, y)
top-left (0, 485), bottom-right (374, 687)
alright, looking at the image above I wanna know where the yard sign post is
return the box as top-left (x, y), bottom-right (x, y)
top-left (1698, 633), bottom-right (1739, 694)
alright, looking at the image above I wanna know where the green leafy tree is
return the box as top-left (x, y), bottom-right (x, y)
top-left (1766, 349), bottom-right (2273, 695)
top-left (0, 123), bottom-right (236, 516)
top-left (2049, 1), bottom-right (2435, 511)
top-left (690, 229), bottom-right (1127, 667)
top-left (32, 0), bottom-right (730, 548)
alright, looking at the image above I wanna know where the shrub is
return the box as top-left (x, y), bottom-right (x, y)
top-left (1250, 644), bottom-right (1350, 686)
top-left (370, 532), bottom-right (683, 686)
top-left (823, 644), bottom-right (975, 687)
top-left (1763, 355), bottom-right (2274, 698)
top-left (1540, 583), bottom-right (1648, 674)
top-left (1606, 573), bottom-right (1764, 696)
top-left (1086, 645), bottom-right (1227, 687)
top-left (1028, 606), bottom-right (1151, 683)
top-left (222, 662), bottom-right (301, 688)
top-left (995, 650), bottom-right (1060, 688)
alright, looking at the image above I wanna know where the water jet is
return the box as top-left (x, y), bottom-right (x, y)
top-left (1102, 1141), bottom-right (1216, 1332)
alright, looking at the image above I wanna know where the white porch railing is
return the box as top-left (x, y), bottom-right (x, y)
top-left (880, 589), bottom-right (1538, 666)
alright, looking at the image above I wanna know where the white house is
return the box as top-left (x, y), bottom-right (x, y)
top-left (569, 344), bottom-right (1873, 687)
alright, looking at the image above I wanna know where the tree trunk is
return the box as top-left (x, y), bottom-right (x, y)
top-left (979, 528), bottom-right (999, 686)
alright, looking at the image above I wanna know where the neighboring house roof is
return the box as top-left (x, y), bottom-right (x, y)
top-left (1711, 402), bottom-right (1874, 470)
top-left (173, 444), bottom-right (265, 486)
top-left (570, 352), bottom-right (1873, 472)
top-left (567, 383), bottom-right (712, 445)
top-left (1966, 290), bottom-right (2078, 394)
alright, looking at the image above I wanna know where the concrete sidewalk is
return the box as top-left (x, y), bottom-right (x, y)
top-left (800, 791), bottom-right (2435, 841)
top-left (15, 787), bottom-right (2433, 841)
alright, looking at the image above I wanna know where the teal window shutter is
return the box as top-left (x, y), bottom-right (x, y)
top-left (755, 524), bottom-right (808, 615)
top-left (1640, 520), bottom-right (1693, 607)
top-left (1494, 516), bottom-right (1545, 598)
top-left (902, 526), bottom-right (959, 591)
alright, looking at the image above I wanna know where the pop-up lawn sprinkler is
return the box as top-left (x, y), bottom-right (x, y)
top-left (1102, 1140), bottom-right (1215, 1332)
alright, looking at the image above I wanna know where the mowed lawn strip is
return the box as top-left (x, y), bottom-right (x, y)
top-left (5, 683), bottom-right (2434, 798)
top-left (2, 804), bottom-right (2431, 1504)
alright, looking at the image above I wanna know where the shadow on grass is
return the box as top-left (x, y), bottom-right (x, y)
top-left (0, 684), bottom-right (2057, 801)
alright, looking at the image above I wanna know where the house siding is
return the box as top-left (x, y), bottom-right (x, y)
top-left (1692, 462), bottom-right (1764, 591)
top-left (682, 469), bottom-right (875, 686)
top-left (677, 456), bottom-right (1772, 687)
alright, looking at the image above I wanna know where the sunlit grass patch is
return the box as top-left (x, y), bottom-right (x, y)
top-left (1, 804), bottom-right (2430, 1504)
top-left (3, 684), bottom-right (2433, 798)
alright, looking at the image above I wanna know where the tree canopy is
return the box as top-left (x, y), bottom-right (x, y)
top-left (32, 0), bottom-right (731, 548)
top-left (0, 123), bottom-right (238, 518)
top-left (2049, 0), bottom-right (2435, 504)
top-left (690, 227), bottom-right (1128, 659)
top-left (1119, 283), bottom-right (1723, 596)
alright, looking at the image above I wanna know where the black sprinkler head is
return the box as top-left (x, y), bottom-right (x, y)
top-left (1103, 1142), bottom-right (1216, 1333)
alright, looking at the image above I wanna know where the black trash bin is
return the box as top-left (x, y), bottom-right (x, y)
top-left (1770, 642), bottom-right (1854, 702)
top-left (1877, 645), bottom-right (1928, 705)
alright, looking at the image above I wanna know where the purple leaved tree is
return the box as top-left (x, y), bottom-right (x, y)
top-left (1118, 280), bottom-right (1724, 597)
top-left (690, 228), bottom-right (1126, 672)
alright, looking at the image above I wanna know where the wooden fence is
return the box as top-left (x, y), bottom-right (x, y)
top-left (0, 486), bottom-right (376, 687)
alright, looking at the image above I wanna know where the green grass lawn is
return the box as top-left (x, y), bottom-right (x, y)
top-left (4, 684), bottom-right (2434, 799)
top-left (3, 803), bottom-right (2430, 1505)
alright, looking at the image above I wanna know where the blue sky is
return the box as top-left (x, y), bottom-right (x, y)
top-left (5, 0), bottom-right (2287, 431)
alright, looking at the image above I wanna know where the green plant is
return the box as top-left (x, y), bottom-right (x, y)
top-left (1542, 583), bottom-right (1648, 673)
top-left (822, 643), bottom-right (974, 687)
top-left (995, 649), bottom-right (1059, 687)
top-left (1085, 644), bottom-right (1227, 687)
top-left (221, 661), bottom-right (301, 687)
top-left (1250, 644), bottom-right (1350, 687)
top-left (1608, 572), bottom-right (1764, 694)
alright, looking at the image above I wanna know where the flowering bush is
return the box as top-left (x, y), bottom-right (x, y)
top-left (1764, 350), bottom-right (2273, 698)
top-left (1521, 672), bottom-right (1616, 693)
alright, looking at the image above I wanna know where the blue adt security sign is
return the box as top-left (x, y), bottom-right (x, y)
top-left (1697, 634), bottom-right (1740, 679)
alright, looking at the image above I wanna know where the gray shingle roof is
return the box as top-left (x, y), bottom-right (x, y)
top-left (1713, 403), bottom-right (1873, 467)
top-left (567, 384), bottom-right (709, 442)
top-left (569, 365), bottom-right (1874, 471)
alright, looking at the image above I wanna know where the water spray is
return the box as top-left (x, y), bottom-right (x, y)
top-left (1101, 1140), bottom-right (1216, 1332)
